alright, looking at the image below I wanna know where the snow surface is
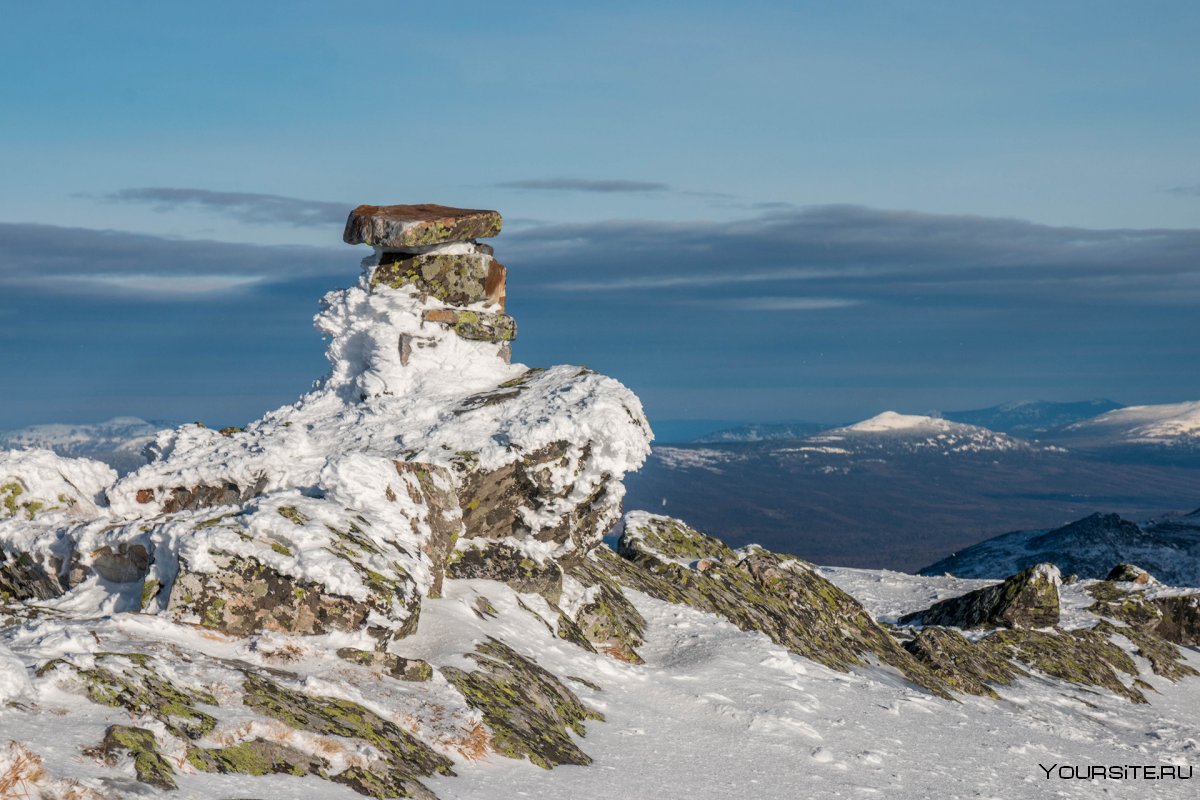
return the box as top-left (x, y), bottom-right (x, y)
top-left (4, 573), bottom-right (1200, 799)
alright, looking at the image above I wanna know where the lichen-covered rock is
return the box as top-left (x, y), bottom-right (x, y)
top-left (241, 672), bottom-right (453, 799)
top-left (93, 725), bottom-right (177, 789)
top-left (423, 308), bottom-right (516, 342)
top-left (564, 559), bottom-right (647, 663)
top-left (372, 252), bottom-right (506, 308)
top-left (453, 435), bottom-right (618, 556)
top-left (902, 627), bottom-right (1026, 699)
top-left (187, 738), bottom-right (330, 779)
top-left (41, 653), bottom-right (217, 739)
top-left (344, 203), bottom-right (502, 248)
top-left (979, 626), bottom-right (1146, 703)
top-left (615, 513), bottom-right (953, 697)
top-left (446, 540), bottom-right (563, 599)
top-left (336, 647), bottom-right (434, 681)
top-left (899, 564), bottom-right (1061, 629)
top-left (1106, 563), bottom-right (1156, 584)
top-left (391, 462), bottom-right (462, 599)
top-left (168, 551), bottom-right (413, 641)
top-left (442, 637), bottom-right (603, 769)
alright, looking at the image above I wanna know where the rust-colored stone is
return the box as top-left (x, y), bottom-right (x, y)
top-left (485, 260), bottom-right (507, 310)
top-left (343, 203), bottom-right (502, 248)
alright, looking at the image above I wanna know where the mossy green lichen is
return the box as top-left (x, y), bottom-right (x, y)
top-left (277, 505), bottom-right (309, 525)
top-left (980, 627), bottom-right (1146, 703)
top-left (47, 654), bottom-right (218, 738)
top-left (442, 637), bottom-right (603, 769)
top-left (612, 518), bottom-right (954, 698)
top-left (903, 626), bottom-right (1027, 699)
top-left (187, 738), bottom-right (327, 779)
top-left (240, 672), bottom-right (453, 796)
top-left (94, 725), bottom-right (177, 789)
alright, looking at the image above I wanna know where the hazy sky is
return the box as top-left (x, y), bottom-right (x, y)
top-left (2, 1), bottom-right (1198, 432)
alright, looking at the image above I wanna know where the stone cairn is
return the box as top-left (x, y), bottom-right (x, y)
top-left (343, 203), bottom-right (515, 361)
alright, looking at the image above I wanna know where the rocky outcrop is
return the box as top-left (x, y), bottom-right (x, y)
top-left (239, 673), bottom-right (454, 798)
top-left (92, 725), bottom-right (177, 789)
top-left (609, 512), bottom-right (953, 697)
top-left (168, 551), bottom-right (412, 641)
top-left (1152, 593), bottom-right (1200, 645)
top-left (899, 564), bottom-right (1061, 629)
top-left (441, 637), bottom-right (603, 769)
top-left (902, 627), bottom-right (1026, 699)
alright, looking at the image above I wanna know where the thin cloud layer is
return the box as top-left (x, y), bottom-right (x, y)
top-left (507, 205), bottom-right (1200, 307)
top-left (496, 178), bottom-right (671, 193)
top-left (0, 222), bottom-right (343, 298)
top-left (97, 188), bottom-right (351, 227)
top-left (1, 205), bottom-right (1198, 427)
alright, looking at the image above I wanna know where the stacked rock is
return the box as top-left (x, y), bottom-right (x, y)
top-left (343, 203), bottom-right (515, 361)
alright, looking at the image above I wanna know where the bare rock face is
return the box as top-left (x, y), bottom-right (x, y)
top-left (899, 564), bottom-right (1061, 629)
top-left (1153, 594), bottom-right (1200, 645)
top-left (0, 547), bottom-right (65, 602)
top-left (344, 204), bottom-right (502, 248)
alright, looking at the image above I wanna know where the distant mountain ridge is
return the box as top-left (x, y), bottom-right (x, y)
top-left (940, 399), bottom-right (1124, 435)
top-left (920, 510), bottom-right (1200, 585)
top-left (0, 416), bottom-right (165, 474)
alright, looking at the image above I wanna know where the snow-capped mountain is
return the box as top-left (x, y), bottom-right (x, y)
top-left (0, 416), bottom-right (165, 473)
top-left (1059, 401), bottom-right (1200, 448)
top-left (920, 509), bottom-right (1200, 584)
top-left (941, 399), bottom-right (1124, 435)
top-left (810, 411), bottom-right (1045, 455)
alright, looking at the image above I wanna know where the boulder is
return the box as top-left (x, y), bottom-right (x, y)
top-left (344, 203), bottom-right (502, 249)
top-left (899, 564), bottom-right (1061, 629)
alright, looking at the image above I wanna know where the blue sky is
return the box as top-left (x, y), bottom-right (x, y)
top-left (2, 1), bottom-right (1199, 434)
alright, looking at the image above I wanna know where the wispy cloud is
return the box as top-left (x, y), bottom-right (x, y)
top-left (1167, 184), bottom-right (1200, 197)
top-left (495, 178), bottom-right (671, 193)
top-left (66, 274), bottom-right (266, 296)
top-left (0, 222), bottom-right (342, 299)
top-left (94, 188), bottom-right (351, 227)
top-left (722, 297), bottom-right (861, 311)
